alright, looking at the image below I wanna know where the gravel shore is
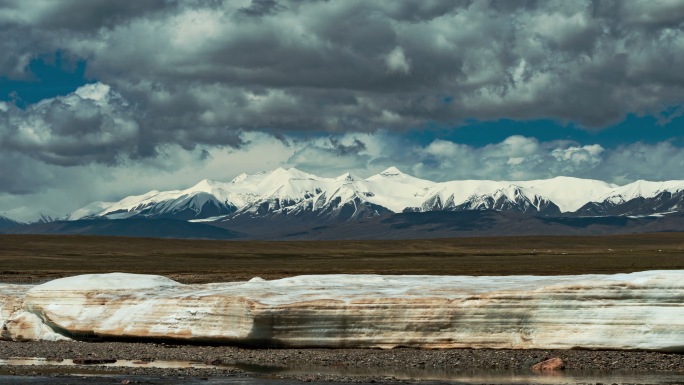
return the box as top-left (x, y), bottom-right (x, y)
top-left (1, 341), bottom-right (683, 383)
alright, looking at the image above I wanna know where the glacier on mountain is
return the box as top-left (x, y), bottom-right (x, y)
top-left (1, 271), bottom-right (683, 350)
top-left (65, 167), bottom-right (684, 222)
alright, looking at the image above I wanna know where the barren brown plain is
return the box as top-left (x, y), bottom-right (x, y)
top-left (2, 233), bottom-right (684, 284)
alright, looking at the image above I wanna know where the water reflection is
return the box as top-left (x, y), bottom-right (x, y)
top-left (255, 363), bottom-right (684, 384)
top-left (1, 357), bottom-right (683, 384)
top-left (0, 357), bottom-right (224, 369)
top-left (0, 376), bottom-right (294, 385)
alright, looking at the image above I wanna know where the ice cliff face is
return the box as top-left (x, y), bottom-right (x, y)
top-left (1, 271), bottom-right (683, 351)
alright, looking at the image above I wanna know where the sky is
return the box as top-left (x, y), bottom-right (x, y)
top-left (1, 0), bottom-right (684, 221)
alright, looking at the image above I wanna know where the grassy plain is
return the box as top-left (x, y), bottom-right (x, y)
top-left (1, 233), bottom-right (684, 283)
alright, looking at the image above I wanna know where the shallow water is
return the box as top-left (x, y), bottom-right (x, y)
top-left (1, 357), bottom-right (683, 384)
top-left (0, 376), bottom-right (285, 385)
top-left (272, 364), bottom-right (684, 382)
top-left (2, 373), bottom-right (684, 385)
top-left (0, 357), bottom-right (223, 369)
top-left (276, 367), bottom-right (684, 384)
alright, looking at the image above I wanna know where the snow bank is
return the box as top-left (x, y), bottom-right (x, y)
top-left (1, 271), bottom-right (683, 350)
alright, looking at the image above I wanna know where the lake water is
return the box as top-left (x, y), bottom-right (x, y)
top-left (2, 373), bottom-right (684, 385)
top-left (0, 357), bottom-right (683, 384)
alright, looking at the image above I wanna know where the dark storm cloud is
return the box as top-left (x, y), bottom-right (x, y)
top-left (0, 84), bottom-right (140, 166)
top-left (0, 0), bottom-right (171, 27)
top-left (1, 0), bottom-right (684, 171)
top-left (24, 0), bottom-right (170, 31)
top-left (382, 0), bottom-right (473, 22)
top-left (328, 137), bottom-right (367, 156)
top-left (0, 152), bottom-right (54, 194)
top-left (0, 0), bottom-right (173, 78)
top-left (239, 0), bottom-right (285, 17)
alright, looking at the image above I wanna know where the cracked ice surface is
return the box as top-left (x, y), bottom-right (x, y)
top-left (1, 271), bottom-right (683, 350)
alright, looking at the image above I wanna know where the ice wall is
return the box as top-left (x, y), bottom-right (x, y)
top-left (1, 271), bottom-right (683, 350)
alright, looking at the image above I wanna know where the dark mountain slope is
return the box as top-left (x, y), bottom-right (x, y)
top-left (7, 218), bottom-right (245, 240)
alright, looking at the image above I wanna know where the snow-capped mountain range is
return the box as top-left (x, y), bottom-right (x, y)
top-left (60, 167), bottom-right (684, 223)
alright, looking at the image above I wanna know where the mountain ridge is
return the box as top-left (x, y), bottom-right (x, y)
top-left (65, 167), bottom-right (684, 223)
top-left (5, 167), bottom-right (684, 225)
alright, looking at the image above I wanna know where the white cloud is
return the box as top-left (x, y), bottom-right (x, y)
top-left (425, 139), bottom-right (462, 158)
top-left (552, 144), bottom-right (604, 165)
top-left (73, 82), bottom-right (112, 102)
top-left (498, 135), bottom-right (540, 157)
top-left (385, 46), bottom-right (411, 74)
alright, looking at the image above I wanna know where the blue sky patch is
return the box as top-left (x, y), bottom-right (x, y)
top-left (0, 51), bottom-right (89, 107)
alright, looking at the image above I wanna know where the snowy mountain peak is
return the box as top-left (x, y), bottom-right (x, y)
top-left (336, 172), bottom-right (360, 182)
top-left (268, 167), bottom-right (317, 180)
top-left (190, 179), bottom-right (225, 190)
top-left (68, 201), bottom-right (115, 220)
top-left (544, 175), bottom-right (614, 184)
top-left (379, 166), bottom-right (404, 176)
top-left (231, 173), bottom-right (248, 184)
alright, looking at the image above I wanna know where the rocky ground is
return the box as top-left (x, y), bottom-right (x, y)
top-left (4, 233), bottom-right (684, 384)
top-left (1, 341), bottom-right (683, 383)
